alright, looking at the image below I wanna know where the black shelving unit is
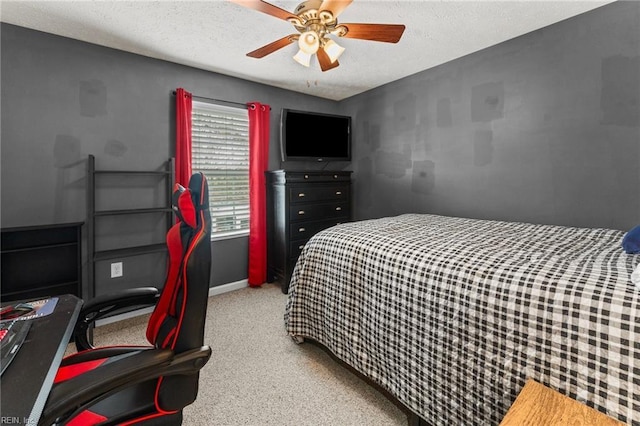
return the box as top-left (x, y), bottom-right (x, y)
top-left (87, 155), bottom-right (174, 300)
top-left (1, 222), bottom-right (83, 302)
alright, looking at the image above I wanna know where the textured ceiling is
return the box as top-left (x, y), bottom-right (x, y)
top-left (1, 0), bottom-right (614, 101)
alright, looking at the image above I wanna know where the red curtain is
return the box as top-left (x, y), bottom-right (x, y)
top-left (247, 102), bottom-right (270, 287)
top-left (175, 88), bottom-right (192, 186)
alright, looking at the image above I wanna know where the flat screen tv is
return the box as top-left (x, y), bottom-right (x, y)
top-left (280, 109), bottom-right (351, 162)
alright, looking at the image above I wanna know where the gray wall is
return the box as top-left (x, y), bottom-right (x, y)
top-left (1, 24), bottom-right (337, 296)
top-left (341, 1), bottom-right (640, 231)
top-left (2, 1), bottom-right (639, 297)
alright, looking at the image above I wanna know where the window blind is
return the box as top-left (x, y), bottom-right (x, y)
top-left (191, 100), bottom-right (249, 239)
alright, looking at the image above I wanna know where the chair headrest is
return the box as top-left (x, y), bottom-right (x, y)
top-left (171, 173), bottom-right (209, 229)
top-left (187, 172), bottom-right (209, 210)
top-left (172, 184), bottom-right (197, 228)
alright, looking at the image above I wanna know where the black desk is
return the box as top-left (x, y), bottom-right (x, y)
top-left (1, 294), bottom-right (83, 424)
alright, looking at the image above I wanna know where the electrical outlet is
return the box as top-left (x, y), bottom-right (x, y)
top-left (111, 262), bottom-right (123, 278)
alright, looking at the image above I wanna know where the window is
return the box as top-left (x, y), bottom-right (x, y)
top-left (191, 101), bottom-right (249, 240)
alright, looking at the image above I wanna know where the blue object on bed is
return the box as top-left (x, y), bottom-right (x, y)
top-left (622, 224), bottom-right (640, 254)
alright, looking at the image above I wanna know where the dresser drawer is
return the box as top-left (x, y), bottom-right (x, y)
top-left (289, 219), bottom-right (344, 240)
top-left (290, 239), bottom-right (309, 258)
top-left (288, 185), bottom-right (349, 203)
top-left (285, 172), bottom-right (350, 183)
top-left (290, 202), bottom-right (349, 222)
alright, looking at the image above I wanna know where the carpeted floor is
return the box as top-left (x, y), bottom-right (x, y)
top-left (91, 283), bottom-right (408, 425)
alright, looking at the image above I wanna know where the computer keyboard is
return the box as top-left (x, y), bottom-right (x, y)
top-left (0, 319), bottom-right (31, 375)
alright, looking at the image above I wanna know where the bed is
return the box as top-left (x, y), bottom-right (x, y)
top-left (284, 214), bottom-right (640, 425)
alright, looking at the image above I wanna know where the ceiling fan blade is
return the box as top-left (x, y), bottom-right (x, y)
top-left (247, 35), bottom-right (297, 58)
top-left (228, 0), bottom-right (298, 21)
top-left (317, 47), bottom-right (340, 72)
top-left (338, 23), bottom-right (406, 43)
top-left (318, 0), bottom-right (353, 18)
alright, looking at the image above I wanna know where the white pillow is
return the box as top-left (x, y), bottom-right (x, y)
top-left (632, 263), bottom-right (640, 290)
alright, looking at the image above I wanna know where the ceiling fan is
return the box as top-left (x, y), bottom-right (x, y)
top-left (228, 0), bottom-right (406, 71)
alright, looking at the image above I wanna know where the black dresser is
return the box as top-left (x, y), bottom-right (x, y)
top-left (266, 170), bottom-right (352, 293)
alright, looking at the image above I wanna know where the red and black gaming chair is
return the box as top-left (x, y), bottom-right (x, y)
top-left (40, 173), bottom-right (212, 426)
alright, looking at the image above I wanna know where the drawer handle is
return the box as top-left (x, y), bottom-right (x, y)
top-left (336, 207), bottom-right (342, 211)
top-left (333, 174), bottom-right (338, 179)
top-left (336, 191), bottom-right (342, 195)
top-left (298, 193), bottom-right (305, 197)
top-left (298, 245), bottom-right (305, 250)
top-left (304, 174), bottom-right (309, 179)
top-left (298, 210), bottom-right (305, 215)
top-left (299, 227), bottom-right (306, 232)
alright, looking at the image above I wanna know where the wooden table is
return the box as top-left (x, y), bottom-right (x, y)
top-left (500, 380), bottom-right (624, 425)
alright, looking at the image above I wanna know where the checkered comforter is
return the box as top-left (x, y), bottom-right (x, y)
top-left (284, 214), bottom-right (640, 425)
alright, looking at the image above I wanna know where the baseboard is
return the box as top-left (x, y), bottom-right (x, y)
top-left (95, 279), bottom-right (249, 327)
top-left (208, 279), bottom-right (249, 297)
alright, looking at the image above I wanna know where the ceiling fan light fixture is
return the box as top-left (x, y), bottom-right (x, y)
top-left (298, 30), bottom-right (320, 54)
top-left (323, 39), bottom-right (345, 63)
top-left (234, 0), bottom-right (406, 72)
top-left (293, 49), bottom-right (312, 67)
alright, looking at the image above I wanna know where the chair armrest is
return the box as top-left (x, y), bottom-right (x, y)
top-left (61, 346), bottom-right (153, 366)
top-left (74, 287), bottom-right (159, 351)
top-left (40, 346), bottom-right (212, 426)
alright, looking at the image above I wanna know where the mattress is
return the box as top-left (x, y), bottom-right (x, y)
top-left (284, 214), bottom-right (640, 425)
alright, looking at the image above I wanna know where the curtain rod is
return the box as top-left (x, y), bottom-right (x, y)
top-left (172, 91), bottom-right (247, 109)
